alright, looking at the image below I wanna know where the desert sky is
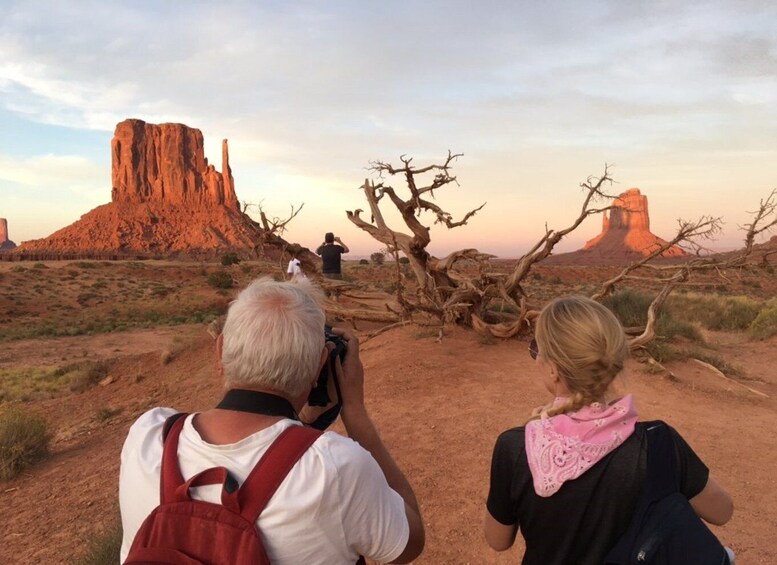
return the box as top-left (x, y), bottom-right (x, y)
top-left (1, 1), bottom-right (776, 257)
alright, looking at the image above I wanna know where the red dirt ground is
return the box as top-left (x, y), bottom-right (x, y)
top-left (1, 321), bottom-right (776, 564)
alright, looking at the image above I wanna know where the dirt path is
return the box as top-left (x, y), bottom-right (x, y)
top-left (1, 326), bottom-right (776, 564)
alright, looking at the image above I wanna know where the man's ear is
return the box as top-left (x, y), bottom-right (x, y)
top-left (215, 333), bottom-right (225, 380)
top-left (311, 346), bottom-right (328, 388)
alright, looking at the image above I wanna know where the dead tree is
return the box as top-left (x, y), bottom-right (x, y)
top-left (242, 201), bottom-right (304, 258)
top-left (346, 152), bottom-right (490, 323)
top-left (471, 169), bottom-right (621, 337)
top-left (345, 153), bottom-right (777, 347)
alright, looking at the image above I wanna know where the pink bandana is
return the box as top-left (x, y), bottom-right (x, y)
top-left (525, 394), bottom-right (638, 497)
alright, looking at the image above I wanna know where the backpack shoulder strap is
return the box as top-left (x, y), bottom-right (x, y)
top-left (160, 412), bottom-right (189, 504)
top-left (162, 412), bottom-right (188, 442)
top-left (642, 420), bottom-right (679, 501)
top-left (238, 425), bottom-right (322, 523)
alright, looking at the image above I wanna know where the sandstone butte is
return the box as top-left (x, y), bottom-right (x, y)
top-left (18, 119), bottom-right (276, 258)
top-left (548, 188), bottom-right (689, 265)
top-left (0, 218), bottom-right (17, 251)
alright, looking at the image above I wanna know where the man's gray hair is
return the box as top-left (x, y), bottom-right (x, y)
top-left (221, 277), bottom-right (326, 397)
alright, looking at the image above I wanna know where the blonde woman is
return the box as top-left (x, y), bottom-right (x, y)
top-left (484, 295), bottom-right (734, 564)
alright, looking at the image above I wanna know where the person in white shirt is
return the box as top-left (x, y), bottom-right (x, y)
top-left (119, 278), bottom-right (424, 564)
top-left (286, 256), bottom-right (306, 280)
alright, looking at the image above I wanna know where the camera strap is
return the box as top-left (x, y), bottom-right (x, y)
top-left (216, 389), bottom-right (298, 420)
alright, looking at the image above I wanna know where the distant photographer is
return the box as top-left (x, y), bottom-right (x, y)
top-left (119, 278), bottom-right (424, 564)
top-left (316, 232), bottom-right (349, 279)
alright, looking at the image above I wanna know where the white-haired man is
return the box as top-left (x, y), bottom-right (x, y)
top-left (119, 278), bottom-right (424, 564)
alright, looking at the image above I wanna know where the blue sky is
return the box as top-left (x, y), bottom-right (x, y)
top-left (1, 0), bottom-right (776, 257)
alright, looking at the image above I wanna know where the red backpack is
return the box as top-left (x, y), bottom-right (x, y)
top-left (124, 414), bottom-right (321, 565)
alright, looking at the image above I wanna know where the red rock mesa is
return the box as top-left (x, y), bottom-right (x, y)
top-left (0, 218), bottom-right (17, 251)
top-left (111, 120), bottom-right (239, 210)
top-left (549, 188), bottom-right (688, 265)
top-left (19, 119), bottom-right (269, 257)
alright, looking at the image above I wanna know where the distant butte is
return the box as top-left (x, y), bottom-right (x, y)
top-left (0, 218), bottom-right (17, 251)
top-left (549, 188), bottom-right (688, 265)
top-left (17, 119), bottom-right (278, 258)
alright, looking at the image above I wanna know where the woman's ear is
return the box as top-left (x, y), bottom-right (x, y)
top-left (549, 363), bottom-right (572, 396)
top-left (549, 362), bottom-right (560, 383)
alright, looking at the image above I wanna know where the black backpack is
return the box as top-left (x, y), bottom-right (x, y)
top-left (604, 422), bottom-right (729, 565)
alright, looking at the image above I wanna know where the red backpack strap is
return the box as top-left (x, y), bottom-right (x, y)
top-left (160, 413), bottom-right (189, 504)
top-left (239, 425), bottom-right (321, 523)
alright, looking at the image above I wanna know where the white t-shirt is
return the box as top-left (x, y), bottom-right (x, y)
top-left (287, 258), bottom-right (306, 279)
top-left (119, 408), bottom-right (409, 564)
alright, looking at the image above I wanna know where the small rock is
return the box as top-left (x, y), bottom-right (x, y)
top-left (99, 375), bottom-right (116, 386)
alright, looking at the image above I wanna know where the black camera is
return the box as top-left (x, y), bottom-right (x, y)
top-left (308, 325), bottom-right (347, 407)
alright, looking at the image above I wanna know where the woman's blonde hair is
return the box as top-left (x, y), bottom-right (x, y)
top-left (530, 295), bottom-right (628, 420)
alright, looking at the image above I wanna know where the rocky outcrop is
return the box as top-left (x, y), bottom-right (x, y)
top-left (17, 120), bottom-right (281, 258)
top-left (0, 218), bottom-right (17, 251)
top-left (548, 188), bottom-right (687, 265)
top-left (111, 119), bottom-right (239, 210)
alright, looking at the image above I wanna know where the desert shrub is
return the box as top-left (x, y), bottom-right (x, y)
top-left (412, 327), bottom-right (440, 339)
top-left (0, 406), bottom-right (52, 480)
top-left (67, 360), bottom-right (110, 393)
top-left (150, 284), bottom-right (170, 297)
top-left (688, 350), bottom-right (742, 377)
top-left (644, 340), bottom-right (678, 364)
top-left (95, 407), bottom-right (122, 422)
top-left (240, 264), bottom-right (254, 274)
top-left (604, 289), bottom-right (704, 361)
top-left (657, 317), bottom-right (704, 342)
top-left (33, 262), bottom-right (48, 269)
top-left (72, 261), bottom-right (99, 269)
top-left (221, 252), bottom-right (241, 266)
top-left (666, 293), bottom-right (760, 331)
top-left (477, 332), bottom-right (496, 345)
top-left (749, 298), bottom-right (777, 339)
top-left (370, 252), bottom-right (385, 265)
top-left (11, 265), bottom-right (26, 272)
top-left (384, 282), bottom-right (397, 294)
top-left (160, 349), bottom-right (175, 365)
top-left (359, 259), bottom-right (369, 265)
top-left (74, 517), bottom-right (123, 565)
top-left (207, 270), bottom-right (234, 289)
top-left (603, 288), bottom-right (656, 328)
top-left (398, 256), bottom-right (410, 265)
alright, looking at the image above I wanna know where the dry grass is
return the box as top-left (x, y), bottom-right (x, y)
top-left (73, 515), bottom-right (123, 565)
top-left (0, 406), bottom-right (52, 480)
top-left (0, 360), bottom-right (110, 402)
top-left (667, 292), bottom-right (762, 331)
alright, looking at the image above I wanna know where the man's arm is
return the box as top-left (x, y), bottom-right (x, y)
top-left (334, 236), bottom-right (349, 253)
top-left (332, 328), bottom-right (424, 564)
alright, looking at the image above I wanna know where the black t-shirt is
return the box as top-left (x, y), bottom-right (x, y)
top-left (316, 244), bottom-right (345, 274)
top-left (486, 421), bottom-right (709, 565)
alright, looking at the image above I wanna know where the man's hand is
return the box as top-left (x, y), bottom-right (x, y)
top-left (329, 327), bottom-right (365, 414)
